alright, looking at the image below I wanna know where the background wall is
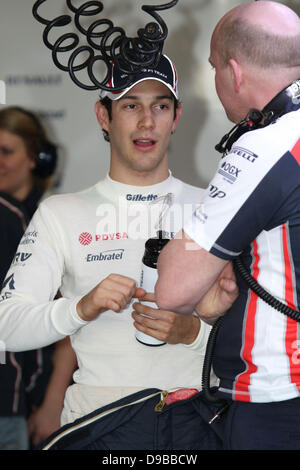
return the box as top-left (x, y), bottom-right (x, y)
top-left (0, 0), bottom-right (299, 193)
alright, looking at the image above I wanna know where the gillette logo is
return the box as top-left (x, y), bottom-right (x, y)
top-left (126, 194), bottom-right (158, 202)
top-left (86, 249), bottom-right (124, 262)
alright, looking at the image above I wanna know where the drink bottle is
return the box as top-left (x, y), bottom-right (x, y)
top-left (136, 231), bottom-right (170, 346)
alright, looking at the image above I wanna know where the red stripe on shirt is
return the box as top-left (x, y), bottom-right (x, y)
top-left (234, 240), bottom-right (259, 402)
top-left (291, 138), bottom-right (300, 165)
top-left (282, 224), bottom-right (300, 391)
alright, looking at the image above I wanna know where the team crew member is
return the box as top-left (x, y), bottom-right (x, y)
top-left (0, 56), bottom-right (237, 450)
top-left (156, 1), bottom-right (300, 450)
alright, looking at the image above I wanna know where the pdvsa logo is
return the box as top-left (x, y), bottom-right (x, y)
top-left (79, 232), bottom-right (128, 245)
top-left (79, 232), bottom-right (93, 246)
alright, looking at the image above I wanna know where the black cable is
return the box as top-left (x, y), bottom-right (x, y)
top-left (32, 0), bottom-right (179, 91)
top-left (234, 257), bottom-right (300, 322)
top-left (201, 317), bottom-right (225, 404)
top-left (202, 256), bottom-right (300, 405)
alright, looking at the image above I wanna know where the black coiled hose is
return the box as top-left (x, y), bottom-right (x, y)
top-left (32, 0), bottom-right (178, 91)
top-left (201, 256), bottom-right (300, 405)
top-left (201, 316), bottom-right (225, 404)
top-left (234, 256), bottom-right (300, 321)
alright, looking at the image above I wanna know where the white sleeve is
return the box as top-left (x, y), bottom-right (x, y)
top-left (0, 200), bottom-right (88, 352)
top-left (182, 317), bottom-right (211, 352)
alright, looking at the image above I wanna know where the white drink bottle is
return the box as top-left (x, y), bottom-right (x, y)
top-left (136, 230), bottom-right (170, 346)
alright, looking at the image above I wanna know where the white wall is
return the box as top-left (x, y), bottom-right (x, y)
top-left (0, 0), bottom-right (298, 193)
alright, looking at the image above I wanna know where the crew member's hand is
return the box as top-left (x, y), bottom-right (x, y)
top-left (195, 262), bottom-right (238, 325)
top-left (132, 293), bottom-right (200, 345)
top-left (77, 274), bottom-right (146, 322)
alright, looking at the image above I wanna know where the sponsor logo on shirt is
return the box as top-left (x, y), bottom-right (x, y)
top-left (86, 249), bottom-right (124, 262)
top-left (231, 146), bottom-right (258, 163)
top-left (218, 161), bottom-right (242, 184)
top-left (0, 292), bottom-right (12, 302)
top-left (0, 274), bottom-right (15, 303)
top-left (78, 232), bottom-right (129, 245)
top-left (79, 232), bottom-right (93, 246)
top-left (209, 184), bottom-right (226, 199)
top-left (126, 194), bottom-right (158, 202)
top-left (20, 230), bottom-right (38, 245)
top-left (2, 274), bottom-right (15, 290)
top-left (95, 232), bottom-right (128, 242)
top-left (12, 252), bottom-right (32, 266)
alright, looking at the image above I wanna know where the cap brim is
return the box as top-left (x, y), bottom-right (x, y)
top-left (100, 77), bottom-right (178, 101)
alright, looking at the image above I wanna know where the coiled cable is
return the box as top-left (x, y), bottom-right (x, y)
top-left (32, 0), bottom-right (178, 91)
top-left (202, 256), bottom-right (300, 405)
top-left (234, 256), bottom-right (300, 321)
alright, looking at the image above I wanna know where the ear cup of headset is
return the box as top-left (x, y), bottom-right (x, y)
top-left (34, 141), bottom-right (58, 179)
top-left (12, 106), bottom-right (58, 179)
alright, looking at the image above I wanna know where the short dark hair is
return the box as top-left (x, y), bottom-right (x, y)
top-left (99, 97), bottom-right (112, 142)
top-left (99, 95), bottom-right (180, 143)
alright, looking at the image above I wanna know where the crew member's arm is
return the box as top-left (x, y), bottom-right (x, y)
top-left (155, 229), bottom-right (228, 317)
top-left (155, 128), bottom-right (300, 318)
top-left (132, 264), bottom-right (238, 341)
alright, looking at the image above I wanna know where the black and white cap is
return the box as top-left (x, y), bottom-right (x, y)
top-left (100, 54), bottom-right (178, 101)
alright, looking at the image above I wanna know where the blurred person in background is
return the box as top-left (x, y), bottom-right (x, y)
top-left (0, 106), bottom-right (75, 449)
